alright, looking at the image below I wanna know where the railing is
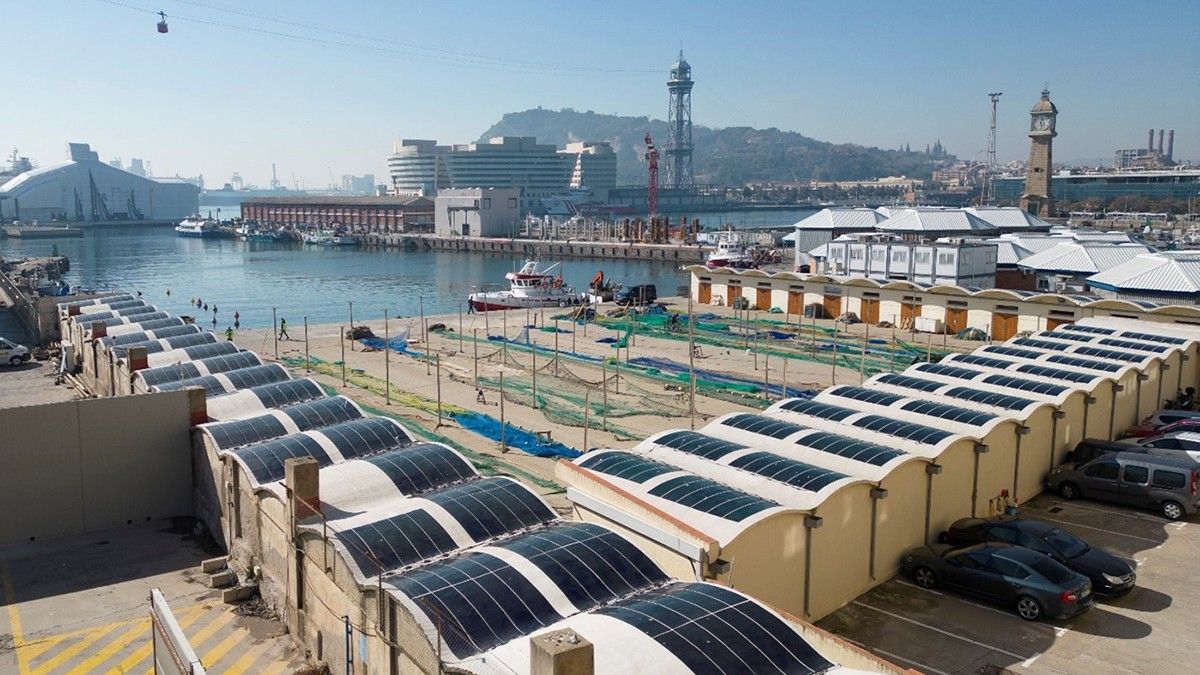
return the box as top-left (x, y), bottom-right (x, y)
top-left (150, 588), bottom-right (206, 674)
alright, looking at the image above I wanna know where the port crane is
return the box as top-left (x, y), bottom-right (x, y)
top-left (644, 132), bottom-right (659, 218)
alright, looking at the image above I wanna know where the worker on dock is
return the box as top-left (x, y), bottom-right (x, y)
top-left (225, 326), bottom-right (234, 341)
top-left (476, 388), bottom-right (487, 404)
top-left (278, 318), bottom-right (290, 341)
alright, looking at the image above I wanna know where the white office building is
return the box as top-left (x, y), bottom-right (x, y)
top-left (434, 187), bottom-right (521, 237)
top-left (815, 233), bottom-right (998, 287)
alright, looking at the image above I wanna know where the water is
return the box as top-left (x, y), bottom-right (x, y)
top-left (1, 226), bottom-right (690, 329)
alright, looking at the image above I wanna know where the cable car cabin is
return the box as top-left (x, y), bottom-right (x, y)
top-left (157, 12), bottom-right (169, 34)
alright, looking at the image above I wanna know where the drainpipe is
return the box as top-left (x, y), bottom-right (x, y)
top-left (924, 463), bottom-right (942, 542)
top-left (1051, 410), bottom-right (1066, 471)
top-left (1013, 426), bottom-right (1030, 504)
top-left (971, 443), bottom-right (989, 517)
top-left (1136, 374), bottom-right (1150, 421)
top-left (1083, 394), bottom-right (1097, 439)
top-left (802, 514), bottom-right (823, 617)
top-left (868, 486), bottom-right (889, 581)
top-left (1109, 382), bottom-right (1125, 439)
top-left (1158, 364), bottom-right (1171, 411)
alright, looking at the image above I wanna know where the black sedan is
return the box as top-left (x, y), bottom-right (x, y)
top-left (902, 542), bottom-right (1094, 620)
top-left (940, 516), bottom-right (1135, 597)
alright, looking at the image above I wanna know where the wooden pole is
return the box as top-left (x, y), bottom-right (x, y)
top-left (473, 328), bottom-right (478, 385)
top-left (860, 321), bottom-right (868, 384)
top-left (499, 371), bottom-right (507, 453)
top-left (349, 301), bottom-right (354, 351)
top-left (602, 359), bottom-right (608, 430)
top-left (458, 301), bottom-right (464, 353)
top-left (531, 340), bottom-right (538, 408)
top-left (583, 390), bottom-right (590, 454)
top-left (830, 321), bottom-right (837, 385)
top-left (303, 316), bottom-right (309, 372)
top-left (927, 331), bottom-right (933, 362)
top-left (614, 358), bottom-right (620, 395)
top-left (484, 302), bottom-right (490, 335)
top-left (554, 319), bottom-right (559, 376)
top-left (781, 355), bottom-right (788, 399)
top-left (502, 310), bottom-right (508, 364)
top-left (435, 354), bottom-right (443, 427)
top-left (384, 309), bottom-right (390, 405)
top-left (272, 307), bottom-right (278, 359)
top-left (763, 352), bottom-right (770, 401)
top-left (340, 325), bottom-right (346, 387)
top-left (419, 296), bottom-right (426, 343)
top-left (688, 293), bottom-right (697, 430)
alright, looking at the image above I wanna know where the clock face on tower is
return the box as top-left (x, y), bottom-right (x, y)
top-left (1033, 115), bottom-right (1052, 132)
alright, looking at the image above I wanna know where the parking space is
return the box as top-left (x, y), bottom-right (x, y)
top-left (817, 493), bottom-right (1200, 674)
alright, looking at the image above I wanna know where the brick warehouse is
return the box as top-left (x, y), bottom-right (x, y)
top-left (241, 195), bottom-right (434, 233)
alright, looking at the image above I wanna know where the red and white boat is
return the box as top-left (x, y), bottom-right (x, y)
top-left (705, 232), bottom-right (757, 269)
top-left (468, 260), bottom-right (587, 311)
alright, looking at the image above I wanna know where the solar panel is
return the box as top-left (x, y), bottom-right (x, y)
top-left (1041, 331), bottom-right (1094, 344)
top-left (1015, 363), bottom-right (1097, 384)
top-left (956, 354), bottom-right (1016, 370)
top-left (579, 452), bottom-right (676, 483)
top-left (109, 323), bottom-right (200, 346)
top-left (196, 351), bottom-right (263, 374)
top-left (178, 341), bottom-right (239, 361)
top-left (364, 443), bottom-right (477, 495)
top-left (137, 362), bottom-right (202, 387)
top-left (205, 413), bottom-right (290, 449)
top-left (914, 363), bottom-right (981, 381)
top-left (828, 386), bottom-right (905, 407)
top-left (1119, 330), bottom-right (1187, 345)
top-left (248, 379), bottom-right (325, 408)
top-left (778, 398), bottom-right (857, 421)
top-left (653, 430), bottom-right (745, 459)
top-left (280, 396), bottom-right (362, 430)
top-left (728, 451), bottom-right (848, 492)
top-left (223, 364), bottom-right (292, 390)
top-left (113, 331), bottom-right (215, 357)
top-left (982, 373), bottom-right (1068, 396)
top-left (853, 414), bottom-right (953, 444)
top-left (876, 373), bottom-right (945, 393)
top-left (338, 509), bottom-right (458, 575)
top-left (1099, 337), bottom-right (1169, 353)
top-left (1061, 324), bottom-right (1114, 336)
top-left (901, 399), bottom-right (996, 426)
top-left (317, 418), bottom-right (410, 457)
top-left (125, 317), bottom-right (184, 332)
top-left (944, 386), bottom-right (1033, 411)
top-left (232, 433), bottom-right (330, 483)
top-left (1073, 346), bottom-right (1144, 363)
top-left (720, 413), bottom-right (808, 440)
top-left (153, 374), bottom-right (226, 395)
top-left (596, 582), bottom-right (835, 675)
top-left (423, 478), bottom-right (556, 541)
top-left (1014, 337), bottom-right (1074, 351)
top-left (983, 345), bottom-right (1046, 360)
top-left (1046, 354), bottom-right (1123, 373)
top-left (648, 475), bottom-right (778, 521)
top-left (1133, 300), bottom-right (1161, 309)
top-left (797, 431), bottom-right (905, 466)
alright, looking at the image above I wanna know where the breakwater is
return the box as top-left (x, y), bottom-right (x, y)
top-left (359, 233), bottom-right (711, 263)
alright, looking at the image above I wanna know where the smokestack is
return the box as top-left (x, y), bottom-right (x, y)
top-left (1168, 130), bottom-right (1175, 161)
top-left (1158, 129), bottom-right (1165, 155)
top-left (1149, 129), bottom-right (1155, 153)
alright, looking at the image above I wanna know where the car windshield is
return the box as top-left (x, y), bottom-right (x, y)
top-left (1030, 557), bottom-right (1075, 584)
top-left (1045, 528), bottom-right (1089, 558)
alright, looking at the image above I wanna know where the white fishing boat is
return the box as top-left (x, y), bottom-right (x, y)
top-left (705, 232), bottom-right (757, 269)
top-left (302, 230), bottom-right (357, 246)
top-left (468, 260), bottom-right (587, 311)
top-left (174, 217), bottom-right (222, 238)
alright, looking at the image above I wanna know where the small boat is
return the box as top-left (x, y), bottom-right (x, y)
top-left (175, 217), bottom-right (222, 238)
top-left (705, 232), bottom-right (757, 269)
top-left (237, 223), bottom-right (287, 243)
top-left (302, 230), bottom-right (357, 246)
top-left (468, 260), bottom-right (587, 311)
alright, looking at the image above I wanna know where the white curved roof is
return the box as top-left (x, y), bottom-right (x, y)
top-left (1016, 242), bottom-right (1153, 274)
top-left (1088, 252), bottom-right (1200, 294)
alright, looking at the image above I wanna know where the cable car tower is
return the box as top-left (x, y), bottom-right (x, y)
top-left (665, 51), bottom-right (695, 191)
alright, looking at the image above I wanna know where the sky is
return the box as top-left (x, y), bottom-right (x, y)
top-left (5, 0), bottom-right (1198, 188)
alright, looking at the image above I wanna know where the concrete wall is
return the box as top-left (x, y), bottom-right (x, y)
top-left (0, 391), bottom-right (193, 545)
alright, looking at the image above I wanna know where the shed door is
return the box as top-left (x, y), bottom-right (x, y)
top-left (860, 299), bottom-right (880, 324)
top-left (823, 294), bottom-right (842, 319)
top-left (945, 308), bottom-right (968, 333)
top-left (698, 282), bottom-right (712, 305)
top-left (1046, 317), bottom-right (1071, 330)
top-left (991, 313), bottom-right (1018, 341)
top-left (756, 288), bottom-right (772, 310)
top-left (787, 291), bottom-right (802, 316)
top-left (729, 285), bottom-right (743, 305)
top-left (900, 302), bottom-right (918, 327)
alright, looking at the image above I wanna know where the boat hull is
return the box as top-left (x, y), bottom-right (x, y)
top-left (468, 292), bottom-right (586, 312)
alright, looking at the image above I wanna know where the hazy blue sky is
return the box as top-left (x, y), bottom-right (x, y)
top-left (6, 0), bottom-right (1198, 187)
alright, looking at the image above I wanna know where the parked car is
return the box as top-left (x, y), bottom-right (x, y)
top-left (1140, 409), bottom-right (1200, 430)
top-left (1065, 438), bottom-right (1148, 465)
top-left (902, 542), bottom-right (1094, 620)
top-left (1131, 431), bottom-right (1200, 463)
top-left (1124, 416), bottom-right (1200, 438)
top-left (939, 516), bottom-right (1135, 597)
top-left (615, 284), bottom-right (657, 306)
top-left (1047, 452), bottom-right (1200, 520)
top-left (0, 337), bottom-right (31, 366)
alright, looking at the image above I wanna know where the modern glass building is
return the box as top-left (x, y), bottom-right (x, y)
top-left (994, 170), bottom-right (1200, 206)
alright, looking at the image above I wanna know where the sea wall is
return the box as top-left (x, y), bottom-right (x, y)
top-left (358, 233), bottom-right (711, 263)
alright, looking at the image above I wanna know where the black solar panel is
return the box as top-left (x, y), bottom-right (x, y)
top-left (653, 430), bottom-right (745, 459)
top-left (364, 443), bottom-right (476, 495)
top-left (338, 509), bottom-right (458, 575)
top-left (778, 398), bottom-right (857, 421)
top-left (1015, 364), bottom-right (1097, 384)
top-left (424, 477), bottom-right (556, 541)
top-left (876, 373), bottom-right (945, 393)
top-left (153, 374), bottom-right (226, 396)
top-left (1119, 330), bottom-right (1187, 345)
top-left (945, 386), bottom-right (1033, 411)
top-left (982, 373), bottom-right (1068, 396)
top-left (799, 431), bottom-right (906, 466)
top-left (720, 413), bottom-right (808, 439)
top-left (137, 362), bottom-right (202, 387)
top-left (915, 363), bottom-right (982, 381)
top-left (196, 351), bottom-right (263, 375)
top-left (59, 294), bottom-right (132, 309)
top-left (177, 341), bottom-right (239, 361)
top-left (957, 354), bottom-right (1016, 370)
top-left (1132, 300), bottom-right (1161, 309)
top-left (1041, 331), bottom-right (1094, 344)
top-left (317, 418), bottom-right (410, 457)
top-left (1099, 337), bottom-right (1169, 353)
top-left (124, 317), bottom-right (184, 333)
top-left (597, 582), bottom-right (834, 675)
top-left (648, 475), bottom-right (778, 521)
top-left (232, 433), bottom-right (330, 484)
top-left (206, 413), bottom-right (290, 450)
top-left (108, 323), bottom-right (200, 346)
top-left (1073, 345), bottom-right (1144, 363)
top-left (579, 452), bottom-right (676, 483)
top-left (280, 396), bottom-right (362, 430)
top-left (1014, 337), bottom-right (1074, 351)
top-left (853, 414), bottom-right (953, 444)
top-left (901, 400), bottom-right (996, 426)
top-left (729, 451), bottom-right (848, 492)
top-left (828, 386), bottom-right (905, 407)
top-left (1061, 324), bottom-right (1114, 336)
top-left (113, 331), bottom-right (215, 357)
top-left (222, 364), bottom-right (291, 390)
top-left (1046, 354), bottom-right (1123, 372)
top-left (392, 550), bottom-right (560, 658)
top-left (498, 522), bottom-right (668, 611)
top-left (983, 345), bottom-right (1046, 360)
top-left (249, 379), bottom-right (325, 408)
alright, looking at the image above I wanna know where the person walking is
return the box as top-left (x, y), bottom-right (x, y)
top-left (211, 315), bottom-right (217, 328)
top-left (233, 311), bottom-right (240, 324)
top-left (278, 317), bottom-right (290, 340)
top-left (225, 326), bottom-right (234, 341)
top-left (212, 304), bottom-right (218, 314)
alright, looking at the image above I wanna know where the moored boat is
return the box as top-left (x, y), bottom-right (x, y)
top-left (705, 232), bottom-right (757, 269)
top-left (468, 260), bottom-right (587, 311)
top-left (175, 217), bottom-right (222, 238)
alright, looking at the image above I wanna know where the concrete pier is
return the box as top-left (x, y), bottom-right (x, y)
top-left (358, 233), bottom-right (711, 263)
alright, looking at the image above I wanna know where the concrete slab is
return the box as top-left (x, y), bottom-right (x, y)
top-left (0, 358), bottom-right (77, 409)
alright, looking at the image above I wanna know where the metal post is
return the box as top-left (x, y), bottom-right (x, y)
top-left (688, 293), bottom-right (697, 430)
top-left (926, 331), bottom-right (933, 362)
top-left (435, 354), bottom-right (442, 426)
top-left (762, 352), bottom-right (770, 401)
top-left (502, 310), bottom-right (507, 363)
top-left (499, 371), bottom-right (507, 453)
top-left (602, 359), bottom-right (608, 430)
top-left (531, 340), bottom-right (538, 409)
top-left (384, 309), bottom-right (390, 405)
top-left (304, 316), bottom-right (310, 372)
top-left (349, 301), bottom-right (354, 351)
top-left (273, 307), bottom-right (278, 359)
top-left (614, 358), bottom-right (620, 395)
top-left (343, 615), bottom-right (352, 675)
top-left (473, 328), bottom-right (479, 385)
top-left (781, 355), bottom-right (788, 399)
top-left (458, 301), bottom-right (463, 353)
top-left (554, 319), bottom-right (560, 375)
top-left (583, 390), bottom-right (590, 453)
top-left (419, 296), bottom-right (426, 343)
top-left (830, 321), bottom-right (838, 385)
top-left (860, 321), bottom-right (868, 384)
top-left (340, 325), bottom-right (346, 387)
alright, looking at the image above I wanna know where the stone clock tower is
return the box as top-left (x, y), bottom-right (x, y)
top-left (1019, 88), bottom-right (1057, 217)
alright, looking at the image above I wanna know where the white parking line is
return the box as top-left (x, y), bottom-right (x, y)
top-left (1031, 500), bottom-right (1165, 524)
top-left (1031, 515), bottom-right (1163, 545)
top-left (851, 601), bottom-right (1030, 661)
top-left (893, 579), bottom-right (1035, 622)
top-left (1022, 651), bottom-right (1044, 667)
top-left (872, 647), bottom-right (954, 675)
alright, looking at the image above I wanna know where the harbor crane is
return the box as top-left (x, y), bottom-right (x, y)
top-left (644, 132), bottom-right (659, 218)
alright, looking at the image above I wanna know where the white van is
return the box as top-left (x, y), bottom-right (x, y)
top-left (0, 337), bottom-right (31, 366)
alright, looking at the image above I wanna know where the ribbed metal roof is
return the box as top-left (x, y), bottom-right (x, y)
top-left (1087, 252), bottom-right (1200, 294)
top-left (875, 208), bottom-right (998, 234)
top-left (1016, 242), bottom-right (1154, 274)
top-left (966, 207), bottom-right (1053, 231)
top-left (792, 207), bottom-right (886, 231)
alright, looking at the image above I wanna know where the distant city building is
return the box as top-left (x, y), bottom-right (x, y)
top-left (814, 233), bottom-right (998, 287)
top-left (931, 167), bottom-right (972, 187)
top-left (995, 169), bottom-right (1200, 205)
top-left (1115, 129), bottom-right (1176, 169)
top-left (434, 187), bottom-right (520, 237)
top-left (1019, 89), bottom-right (1058, 217)
top-left (241, 195), bottom-right (433, 233)
top-left (0, 143), bottom-right (198, 223)
top-left (339, 174), bottom-right (376, 195)
top-left (563, 141), bottom-right (617, 199)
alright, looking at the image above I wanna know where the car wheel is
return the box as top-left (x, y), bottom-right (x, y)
top-left (1058, 482), bottom-right (1079, 500)
top-left (9, 356), bottom-right (20, 367)
top-left (912, 566), bottom-right (937, 589)
top-left (1015, 595), bottom-right (1043, 621)
top-left (936, 531), bottom-right (949, 544)
top-left (1161, 500), bottom-right (1184, 521)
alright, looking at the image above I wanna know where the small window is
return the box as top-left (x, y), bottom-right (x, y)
top-left (1152, 470), bottom-right (1186, 489)
top-left (1149, 438), bottom-right (1179, 449)
top-left (1123, 465), bottom-right (1149, 484)
top-left (1085, 461), bottom-right (1120, 480)
top-left (482, 198), bottom-right (491, 209)
top-left (508, 197), bottom-right (517, 208)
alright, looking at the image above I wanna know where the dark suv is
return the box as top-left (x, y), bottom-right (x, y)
top-left (615, 284), bottom-right (657, 306)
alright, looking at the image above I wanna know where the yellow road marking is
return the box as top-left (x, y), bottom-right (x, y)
top-left (33, 623), bottom-right (120, 675)
top-left (2, 559), bottom-right (28, 675)
top-left (108, 603), bottom-right (212, 674)
top-left (222, 645), bottom-right (269, 675)
top-left (180, 606), bottom-right (237, 651)
top-left (64, 617), bottom-right (150, 674)
top-left (260, 660), bottom-right (290, 675)
top-left (199, 626), bottom-right (250, 670)
top-left (14, 637), bottom-right (65, 665)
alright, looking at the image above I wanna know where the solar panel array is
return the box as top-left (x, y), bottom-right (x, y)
top-left (1073, 345), bottom-right (1144, 363)
top-left (178, 341), bottom-right (239, 361)
top-left (653, 430), bottom-right (745, 460)
top-left (280, 396), bottom-right (362, 430)
top-left (1099, 337), bottom-right (1167, 353)
top-left (318, 418), bottom-right (410, 458)
top-left (339, 509), bottom-right (459, 575)
top-left (1046, 354), bottom-right (1123, 372)
top-left (901, 399), bottom-right (996, 426)
top-left (982, 373), bottom-right (1068, 396)
top-left (248, 379), bottom-right (325, 409)
top-left (123, 317), bottom-right (184, 332)
top-left (1061, 324), bottom-right (1113, 336)
top-left (852, 414), bottom-right (953, 444)
top-left (720, 413), bottom-right (808, 440)
top-left (1119, 330), bottom-right (1186, 345)
top-left (945, 386), bottom-right (1033, 411)
top-left (827, 386), bottom-right (905, 407)
top-left (1015, 363), bottom-right (1097, 384)
top-left (915, 363), bottom-right (982, 381)
top-left (364, 443), bottom-right (477, 495)
top-left (983, 345), bottom-right (1047, 360)
top-left (232, 433), bottom-right (330, 484)
top-left (195, 351), bottom-right (263, 375)
top-left (876, 373), bottom-right (945, 393)
top-left (580, 452), bottom-right (677, 483)
top-left (423, 478), bottom-right (556, 541)
top-left (799, 431), bottom-right (906, 466)
top-left (206, 413), bottom-right (290, 450)
top-left (1014, 337), bottom-right (1074, 351)
top-left (137, 363), bottom-right (202, 387)
top-left (648, 475), bottom-right (779, 521)
top-left (956, 354), bottom-right (1016, 370)
top-left (596, 582), bottom-right (834, 675)
top-left (153, 374), bottom-right (227, 396)
top-left (107, 323), bottom-right (198, 346)
top-left (223, 364), bottom-right (292, 390)
top-left (728, 451), bottom-right (848, 492)
top-left (778, 398), bottom-right (857, 421)
top-left (1040, 331), bottom-right (1093, 344)
top-left (113, 331), bottom-right (215, 357)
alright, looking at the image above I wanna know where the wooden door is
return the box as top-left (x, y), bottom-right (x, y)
top-left (823, 294), bottom-right (842, 319)
top-left (1046, 317), bottom-right (1071, 330)
top-left (756, 288), bottom-right (772, 310)
top-left (729, 285), bottom-right (743, 305)
top-left (860, 299), bottom-right (880, 324)
top-left (698, 282), bottom-right (712, 305)
top-left (945, 308), bottom-right (968, 333)
top-left (900, 302), bottom-right (918, 327)
top-left (991, 313), bottom-right (1018, 341)
top-left (787, 291), bottom-right (802, 316)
